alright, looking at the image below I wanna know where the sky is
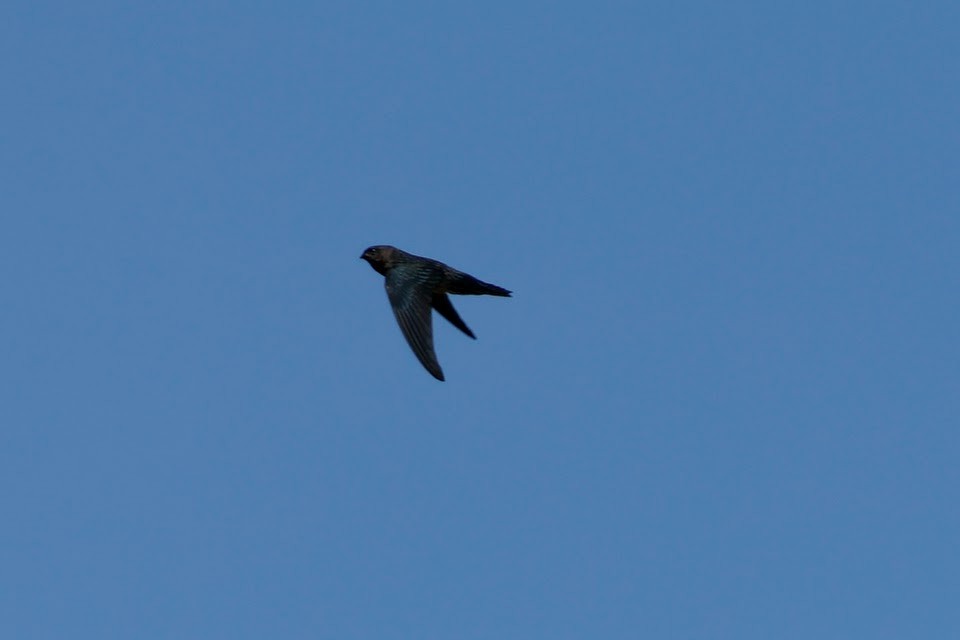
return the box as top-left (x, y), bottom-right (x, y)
top-left (1, 1), bottom-right (958, 638)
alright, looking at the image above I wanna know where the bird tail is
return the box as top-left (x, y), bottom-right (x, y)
top-left (448, 272), bottom-right (512, 297)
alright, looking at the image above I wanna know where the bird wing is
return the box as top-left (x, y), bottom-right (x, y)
top-left (385, 265), bottom-right (445, 381)
top-left (432, 293), bottom-right (476, 339)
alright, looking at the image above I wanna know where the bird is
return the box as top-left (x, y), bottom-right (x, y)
top-left (360, 245), bottom-right (511, 381)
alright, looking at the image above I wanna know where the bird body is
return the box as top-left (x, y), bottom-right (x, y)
top-left (361, 245), bottom-right (511, 381)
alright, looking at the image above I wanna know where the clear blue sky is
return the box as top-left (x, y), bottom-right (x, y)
top-left (2, 2), bottom-right (957, 638)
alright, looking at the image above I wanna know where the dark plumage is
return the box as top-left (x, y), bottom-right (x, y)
top-left (360, 245), bottom-right (511, 381)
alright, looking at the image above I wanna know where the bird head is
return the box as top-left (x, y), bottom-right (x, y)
top-left (360, 245), bottom-right (396, 275)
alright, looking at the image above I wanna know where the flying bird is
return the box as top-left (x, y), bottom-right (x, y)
top-left (360, 245), bottom-right (511, 381)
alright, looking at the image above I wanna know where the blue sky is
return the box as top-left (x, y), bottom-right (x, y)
top-left (2, 2), bottom-right (958, 638)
